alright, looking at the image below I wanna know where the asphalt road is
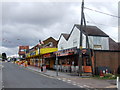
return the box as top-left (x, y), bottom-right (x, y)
top-left (2, 62), bottom-right (79, 88)
top-left (0, 61), bottom-right (2, 89)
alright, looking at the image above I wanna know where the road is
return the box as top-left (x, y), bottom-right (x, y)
top-left (2, 62), bottom-right (80, 88)
top-left (0, 61), bottom-right (2, 89)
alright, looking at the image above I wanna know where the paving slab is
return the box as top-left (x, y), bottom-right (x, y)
top-left (27, 65), bottom-right (117, 88)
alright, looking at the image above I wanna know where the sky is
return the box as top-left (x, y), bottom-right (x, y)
top-left (0, 0), bottom-right (119, 57)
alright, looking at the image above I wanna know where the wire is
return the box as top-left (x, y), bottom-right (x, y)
top-left (2, 38), bottom-right (20, 46)
top-left (86, 21), bottom-right (117, 27)
top-left (85, 12), bottom-right (117, 28)
top-left (84, 7), bottom-right (120, 18)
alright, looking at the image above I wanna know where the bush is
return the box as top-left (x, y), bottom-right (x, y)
top-left (104, 73), bottom-right (116, 79)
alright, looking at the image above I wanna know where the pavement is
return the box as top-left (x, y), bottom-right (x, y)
top-left (117, 77), bottom-right (120, 90)
top-left (26, 65), bottom-right (117, 89)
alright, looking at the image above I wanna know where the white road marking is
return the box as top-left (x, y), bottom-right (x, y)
top-left (62, 79), bottom-right (66, 82)
top-left (83, 85), bottom-right (87, 86)
top-left (67, 80), bottom-right (71, 82)
top-left (67, 81), bottom-right (71, 83)
top-left (73, 83), bottom-right (77, 85)
top-left (78, 85), bottom-right (84, 88)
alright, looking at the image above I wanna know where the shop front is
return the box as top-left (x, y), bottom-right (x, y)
top-left (54, 47), bottom-right (94, 75)
top-left (43, 53), bottom-right (55, 69)
top-left (54, 47), bottom-right (79, 73)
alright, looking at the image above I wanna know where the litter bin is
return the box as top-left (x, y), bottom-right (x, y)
top-left (43, 65), bottom-right (46, 72)
top-left (41, 66), bottom-right (43, 71)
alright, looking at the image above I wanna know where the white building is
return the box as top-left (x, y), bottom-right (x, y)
top-left (58, 24), bottom-right (109, 50)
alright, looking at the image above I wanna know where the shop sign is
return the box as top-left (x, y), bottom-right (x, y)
top-left (82, 49), bottom-right (87, 54)
top-left (43, 53), bottom-right (51, 58)
top-left (30, 51), bottom-right (36, 56)
top-left (55, 47), bottom-right (77, 56)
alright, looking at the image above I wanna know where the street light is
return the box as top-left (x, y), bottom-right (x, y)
top-left (56, 53), bottom-right (58, 76)
top-left (38, 40), bottom-right (42, 69)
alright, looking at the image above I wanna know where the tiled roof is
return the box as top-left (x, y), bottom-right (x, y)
top-left (109, 38), bottom-right (119, 50)
top-left (61, 33), bottom-right (70, 40)
top-left (75, 24), bottom-right (109, 37)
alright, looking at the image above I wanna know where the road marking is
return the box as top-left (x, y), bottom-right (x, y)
top-left (73, 83), bottom-right (77, 85)
top-left (67, 80), bottom-right (71, 82)
top-left (57, 78), bottom-right (61, 80)
top-left (78, 85), bottom-right (84, 88)
top-left (62, 79), bottom-right (66, 82)
top-left (83, 85), bottom-right (87, 86)
top-left (67, 81), bottom-right (71, 83)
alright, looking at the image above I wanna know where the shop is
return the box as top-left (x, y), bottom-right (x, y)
top-left (54, 47), bottom-right (79, 73)
top-left (43, 53), bottom-right (55, 69)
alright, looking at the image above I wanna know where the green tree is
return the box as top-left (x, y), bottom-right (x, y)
top-left (2, 53), bottom-right (7, 61)
top-left (0, 54), bottom-right (2, 58)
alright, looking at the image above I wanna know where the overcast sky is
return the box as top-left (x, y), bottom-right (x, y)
top-left (0, 0), bottom-right (119, 57)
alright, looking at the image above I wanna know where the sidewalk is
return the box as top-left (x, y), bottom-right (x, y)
top-left (27, 65), bottom-right (117, 89)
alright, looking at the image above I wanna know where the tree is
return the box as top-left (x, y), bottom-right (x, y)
top-left (2, 53), bottom-right (7, 61)
top-left (0, 54), bottom-right (2, 58)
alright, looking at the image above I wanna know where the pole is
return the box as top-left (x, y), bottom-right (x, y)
top-left (38, 40), bottom-right (41, 69)
top-left (56, 54), bottom-right (58, 76)
top-left (117, 77), bottom-right (119, 89)
top-left (78, 0), bottom-right (84, 76)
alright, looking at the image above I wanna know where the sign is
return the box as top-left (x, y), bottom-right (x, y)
top-left (55, 47), bottom-right (77, 56)
top-left (43, 54), bottom-right (51, 58)
top-left (82, 49), bottom-right (87, 54)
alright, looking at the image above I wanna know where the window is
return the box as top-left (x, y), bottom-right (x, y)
top-left (73, 39), bottom-right (77, 47)
top-left (94, 45), bottom-right (102, 50)
top-left (20, 49), bottom-right (26, 52)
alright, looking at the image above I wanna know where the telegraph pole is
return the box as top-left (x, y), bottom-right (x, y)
top-left (78, 0), bottom-right (84, 76)
top-left (78, 0), bottom-right (94, 76)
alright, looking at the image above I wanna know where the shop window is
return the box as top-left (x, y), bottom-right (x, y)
top-left (73, 39), bottom-right (77, 47)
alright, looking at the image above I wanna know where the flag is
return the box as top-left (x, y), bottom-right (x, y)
top-left (39, 40), bottom-right (44, 45)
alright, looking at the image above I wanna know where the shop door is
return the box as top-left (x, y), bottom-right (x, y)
top-left (50, 60), bottom-right (54, 69)
top-left (83, 57), bottom-right (92, 73)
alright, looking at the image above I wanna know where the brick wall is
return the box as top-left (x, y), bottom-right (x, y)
top-left (94, 50), bottom-right (120, 74)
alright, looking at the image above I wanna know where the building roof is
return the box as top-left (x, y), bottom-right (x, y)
top-left (61, 33), bottom-right (70, 40)
top-left (109, 38), bottom-right (119, 50)
top-left (75, 24), bottom-right (109, 37)
top-left (33, 37), bottom-right (58, 49)
top-left (58, 33), bottom-right (70, 42)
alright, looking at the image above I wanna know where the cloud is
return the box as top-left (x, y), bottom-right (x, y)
top-left (2, 1), bottom-right (118, 56)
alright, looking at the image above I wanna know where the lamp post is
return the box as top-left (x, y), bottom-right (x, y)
top-left (38, 40), bottom-right (41, 68)
top-left (56, 53), bottom-right (58, 76)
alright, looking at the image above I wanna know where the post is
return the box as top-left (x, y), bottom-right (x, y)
top-left (117, 77), bottom-right (119, 89)
top-left (38, 40), bottom-right (41, 71)
top-left (78, 0), bottom-right (84, 76)
top-left (56, 54), bottom-right (58, 76)
top-left (39, 46), bottom-right (40, 67)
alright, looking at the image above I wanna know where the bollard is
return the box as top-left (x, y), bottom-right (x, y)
top-left (117, 77), bottom-right (119, 89)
